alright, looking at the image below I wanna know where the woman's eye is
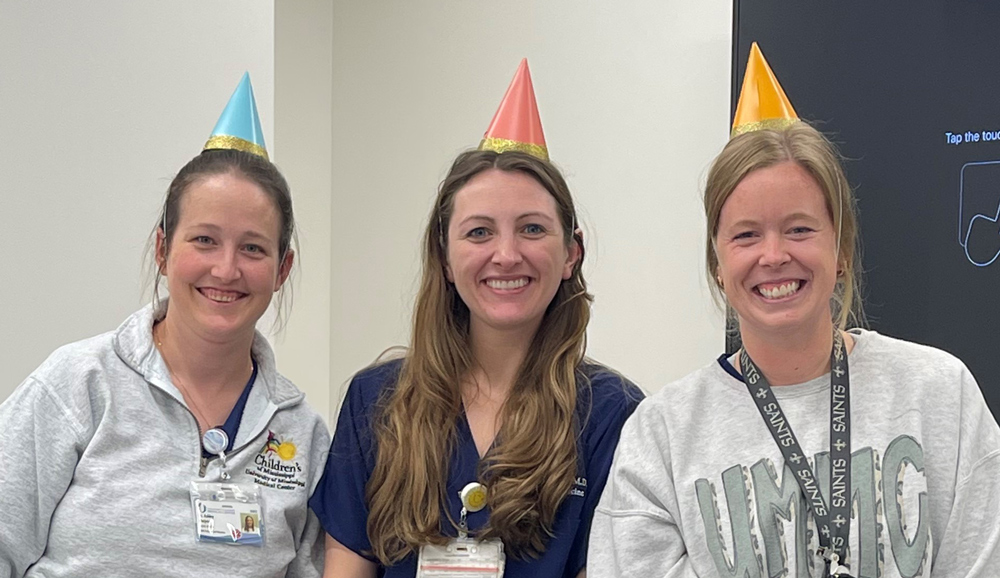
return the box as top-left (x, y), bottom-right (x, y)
top-left (733, 231), bottom-right (755, 240)
top-left (194, 236), bottom-right (214, 245)
top-left (522, 224), bottom-right (546, 235)
top-left (466, 227), bottom-right (489, 239)
top-left (789, 226), bottom-right (814, 235)
top-left (244, 244), bottom-right (264, 254)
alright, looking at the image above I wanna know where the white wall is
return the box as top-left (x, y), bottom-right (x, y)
top-left (0, 2), bottom-right (275, 402)
top-left (273, 2), bottom-right (334, 423)
top-left (2, 1), bottom-right (731, 423)
top-left (328, 0), bottom-right (731, 417)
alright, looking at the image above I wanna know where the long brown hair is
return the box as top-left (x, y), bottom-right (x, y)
top-left (704, 122), bottom-right (863, 329)
top-left (366, 150), bottom-right (591, 563)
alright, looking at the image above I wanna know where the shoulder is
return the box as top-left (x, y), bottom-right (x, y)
top-left (348, 357), bottom-right (404, 403)
top-left (581, 362), bottom-right (643, 406)
top-left (30, 329), bottom-right (122, 394)
top-left (625, 360), bottom-right (733, 438)
top-left (850, 329), bottom-right (970, 381)
top-left (577, 362), bottom-right (645, 432)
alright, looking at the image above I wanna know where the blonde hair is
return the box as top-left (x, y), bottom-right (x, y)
top-left (704, 122), bottom-right (862, 329)
top-left (366, 150), bottom-right (591, 564)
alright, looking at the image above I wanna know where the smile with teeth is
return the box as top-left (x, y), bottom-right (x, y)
top-left (199, 287), bottom-right (245, 303)
top-left (486, 277), bottom-right (530, 290)
top-left (756, 280), bottom-right (801, 299)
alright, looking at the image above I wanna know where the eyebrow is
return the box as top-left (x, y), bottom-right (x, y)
top-left (457, 212), bottom-right (557, 227)
top-left (725, 212), bottom-right (822, 230)
top-left (187, 223), bottom-right (275, 242)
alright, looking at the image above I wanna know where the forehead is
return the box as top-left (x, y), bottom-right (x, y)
top-left (451, 169), bottom-right (559, 220)
top-left (177, 173), bottom-right (280, 236)
top-left (719, 161), bottom-right (831, 226)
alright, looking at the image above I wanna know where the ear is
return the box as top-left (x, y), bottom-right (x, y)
top-left (275, 249), bottom-right (295, 291)
top-left (155, 228), bottom-right (168, 274)
top-left (444, 262), bottom-right (454, 283)
top-left (562, 229), bottom-right (583, 280)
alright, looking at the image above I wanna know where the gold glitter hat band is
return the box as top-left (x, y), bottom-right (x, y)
top-left (479, 59), bottom-right (549, 161)
top-left (731, 43), bottom-right (799, 138)
top-left (204, 135), bottom-right (269, 161)
top-left (478, 137), bottom-right (549, 161)
top-left (731, 117), bottom-right (802, 137)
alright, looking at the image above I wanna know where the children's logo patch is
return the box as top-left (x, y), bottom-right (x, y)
top-left (245, 430), bottom-right (306, 491)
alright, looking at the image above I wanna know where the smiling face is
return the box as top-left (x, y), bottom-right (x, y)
top-left (715, 161), bottom-right (840, 341)
top-left (444, 169), bottom-right (579, 338)
top-left (157, 172), bottom-right (293, 342)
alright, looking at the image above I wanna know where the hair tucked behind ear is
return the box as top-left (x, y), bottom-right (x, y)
top-left (703, 122), bottom-right (863, 330)
top-left (365, 150), bottom-right (591, 563)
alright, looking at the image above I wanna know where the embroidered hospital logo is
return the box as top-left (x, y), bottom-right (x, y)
top-left (245, 430), bottom-right (307, 491)
top-left (264, 430), bottom-right (298, 461)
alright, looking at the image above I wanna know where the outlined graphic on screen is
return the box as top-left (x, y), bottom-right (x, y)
top-left (959, 161), bottom-right (1000, 267)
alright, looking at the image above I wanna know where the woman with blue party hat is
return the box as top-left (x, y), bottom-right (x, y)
top-left (0, 73), bottom-right (328, 577)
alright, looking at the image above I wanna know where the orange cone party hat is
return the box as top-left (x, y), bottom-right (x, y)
top-left (479, 59), bottom-right (549, 161)
top-left (731, 43), bottom-right (799, 137)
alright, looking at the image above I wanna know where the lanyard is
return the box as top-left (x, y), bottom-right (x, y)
top-left (740, 331), bottom-right (852, 577)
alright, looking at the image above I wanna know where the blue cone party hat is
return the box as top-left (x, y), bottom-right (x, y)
top-left (203, 72), bottom-right (268, 160)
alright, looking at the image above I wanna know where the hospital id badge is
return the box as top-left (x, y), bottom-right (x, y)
top-left (190, 482), bottom-right (265, 546)
top-left (417, 538), bottom-right (505, 577)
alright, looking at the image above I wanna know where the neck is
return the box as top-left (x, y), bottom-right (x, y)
top-left (155, 314), bottom-right (254, 394)
top-left (466, 321), bottom-right (536, 399)
top-left (740, 318), bottom-right (836, 386)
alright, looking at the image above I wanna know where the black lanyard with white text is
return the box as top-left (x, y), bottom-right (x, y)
top-left (740, 331), bottom-right (852, 578)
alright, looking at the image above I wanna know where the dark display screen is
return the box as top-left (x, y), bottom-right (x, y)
top-left (734, 2), bottom-right (1000, 416)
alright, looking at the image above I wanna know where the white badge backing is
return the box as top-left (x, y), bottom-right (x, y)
top-left (417, 538), bottom-right (505, 578)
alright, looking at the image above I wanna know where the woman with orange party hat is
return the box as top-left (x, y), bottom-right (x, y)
top-left (589, 44), bottom-right (1000, 577)
top-left (309, 59), bottom-right (642, 578)
top-left (0, 73), bottom-right (329, 578)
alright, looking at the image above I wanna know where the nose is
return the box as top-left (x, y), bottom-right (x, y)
top-left (491, 233), bottom-right (523, 268)
top-left (759, 233), bottom-right (791, 267)
top-left (211, 248), bottom-right (242, 282)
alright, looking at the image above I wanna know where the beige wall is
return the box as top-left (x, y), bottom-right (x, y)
top-left (273, 2), bottom-right (334, 424)
top-left (324, 0), bottom-right (731, 422)
top-left (2, 1), bottom-right (730, 425)
top-left (0, 1), bottom-right (275, 403)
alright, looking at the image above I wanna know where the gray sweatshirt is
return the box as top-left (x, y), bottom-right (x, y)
top-left (0, 304), bottom-right (330, 578)
top-left (589, 329), bottom-right (1000, 578)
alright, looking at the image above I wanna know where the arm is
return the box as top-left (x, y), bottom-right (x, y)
top-left (0, 377), bottom-right (85, 578)
top-left (285, 509), bottom-right (326, 578)
top-left (586, 401), bottom-right (701, 578)
top-left (323, 534), bottom-right (378, 578)
top-left (308, 367), bottom-right (393, 577)
top-left (930, 369), bottom-right (1000, 577)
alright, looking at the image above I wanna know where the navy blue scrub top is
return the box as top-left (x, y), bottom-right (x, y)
top-left (200, 357), bottom-right (257, 458)
top-left (309, 359), bottom-right (643, 578)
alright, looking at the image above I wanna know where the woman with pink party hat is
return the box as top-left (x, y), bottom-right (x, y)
top-left (0, 73), bottom-right (328, 577)
top-left (588, 44), bottom-right (1000, 578)
top-left (310, 59), bottom-right (643, 578)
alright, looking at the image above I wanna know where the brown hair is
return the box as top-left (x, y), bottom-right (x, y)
top-left (146, 149), bottom-right (297, 326)
top-left (366, 150), bottom-right (591, 563)
top-left (704, 122), bottom-right (862, 329)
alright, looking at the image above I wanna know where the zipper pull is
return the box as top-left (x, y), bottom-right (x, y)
top-left (199, 456), bottom-right (209, 477)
